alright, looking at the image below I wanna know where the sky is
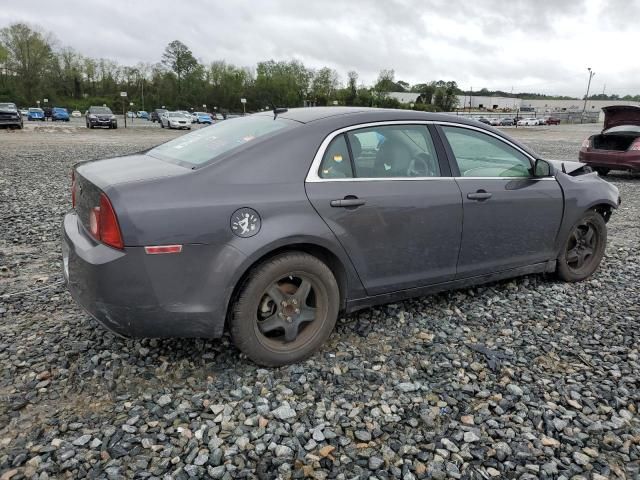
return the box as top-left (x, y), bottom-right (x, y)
top-left (1, 0), bottom-right (639, 97)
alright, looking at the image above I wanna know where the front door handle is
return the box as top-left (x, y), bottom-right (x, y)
top-left (467, 190), bottom-right (492, 201)
top-left (330, 196), bottom-right (366, 208)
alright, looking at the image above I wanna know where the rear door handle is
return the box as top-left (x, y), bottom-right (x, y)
top-left (330, 197), bottom-right (366, 208)
top-left (467, 191), bottom-right (492, 201)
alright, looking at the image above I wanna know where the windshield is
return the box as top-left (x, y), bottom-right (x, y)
top-left (53, 107), bottom-right (66, 112)
top-left (149, 116), bottom-right (295, 166)
top-left (0, 103), bottom-right (17, 111)
top-left (89, 107), bottom-right (113, 114)
top-left (196, 112), bottom-right (209, 116)
top-left (168, 113), bottom-right (184, 118)
top-left (29, 108), bottom-right (43, 113)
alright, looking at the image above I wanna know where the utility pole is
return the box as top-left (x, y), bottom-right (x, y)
top-left (581, 67), bottom-right (595, 124)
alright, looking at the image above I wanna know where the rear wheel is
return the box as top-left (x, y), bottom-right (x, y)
top-left (230, 252), bottom-right (339, 366)
top-left (557, 210), bottom-right (606, 282)
top-left (594, 167), bottom-right (610, 176)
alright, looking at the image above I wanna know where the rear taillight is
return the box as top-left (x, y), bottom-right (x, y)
top-left (71, 170), bottom-right (76, 208)
top-left (88, 193), bottom-right (124, 249)
top-left (630, 139), bottom-right (640, 151)
top-left (581, 137), bottom-right (591, 149)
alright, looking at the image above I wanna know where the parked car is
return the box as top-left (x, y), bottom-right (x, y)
top-left (489, 118), bottom-right (501, 126)
top-left (137, 111), bottom-right (149, 120)
top-left (150, 108), bottom-right (168, 123)
top-left (52, 107), bottom-right (70, 122)
top-left (579, 105), bottom-right (640, 174)
top-left (537, 117), bottom-right (547, 126)
top-left (546, 117), bottom-right (561, 125)
top-left (476, 117), bottom-right (491, 125)
top-left (499, 118), bottom-right (514, 126)
top-left (160, 111), bottom-right (192, 130)
top-left (62, 107), bottom-right (620, 366)
top-left (0, 102), bottom-right (23, 129)
top-left (71, 110), bottom-right (82, 118)
top-left (85, 106), bottom-right (117, 129)
top-left (126, 111), bottom-right (136, 118)
top-left (193, 111), bottom-right (212, 124)
top-left (19, 108), bottom-right (29, 117)
top-left (27, 107), bottom-right (45, 121)
top-left (517, 118), bottom-right (539, 126)
top-left (175, 110), bottom-right (194, 123)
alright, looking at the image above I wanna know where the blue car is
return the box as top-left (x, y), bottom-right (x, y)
top-left (193, 111), bottom-right (212, 124)
top-left (27, 108), bottom-right (45, 121)
top-left (137, 111), bottom-right (149, 120)
top-left (52, 107), bottom-right (70, 122)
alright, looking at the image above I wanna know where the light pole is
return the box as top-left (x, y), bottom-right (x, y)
top-left (581, 67), bottom-right (595, 123)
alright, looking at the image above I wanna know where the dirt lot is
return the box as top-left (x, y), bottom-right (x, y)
top-left (1, 121), bottom-right (639, 479)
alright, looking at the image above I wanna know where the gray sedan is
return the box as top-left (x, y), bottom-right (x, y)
top-left (62, 107), bottom-right (620, 366)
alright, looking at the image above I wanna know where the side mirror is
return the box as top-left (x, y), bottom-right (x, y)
top-left (533, 158), bottom-right (553, 177)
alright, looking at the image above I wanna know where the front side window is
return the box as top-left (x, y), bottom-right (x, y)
top-left (441, 126), bottom-right (532, 178)
top-left (347, 125), bottom-right (440, 178)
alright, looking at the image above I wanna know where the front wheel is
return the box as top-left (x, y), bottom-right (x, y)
top-left (230, 252), bottom-right (339, 366)
top-left (557, 210), bottom-right (607, 282)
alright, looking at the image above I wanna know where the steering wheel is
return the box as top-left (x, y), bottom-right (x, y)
top-left (407, 152), bottom-right (433, 177)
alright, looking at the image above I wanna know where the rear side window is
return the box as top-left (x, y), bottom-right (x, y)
top-left (319, 134), bottom-right (353, 179)
top-left (348, 125), bottom-right (440, 178)
top-left (149, 116), bottom-right (294, 166)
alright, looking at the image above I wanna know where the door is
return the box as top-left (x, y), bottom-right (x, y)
top-left (305, 124), bottom-right (463, 296)
top-left (438, 125), bottom-right (563, 278)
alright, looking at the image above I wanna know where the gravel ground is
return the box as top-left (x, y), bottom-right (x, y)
top-left (1, 123), bottom-right (639, 479)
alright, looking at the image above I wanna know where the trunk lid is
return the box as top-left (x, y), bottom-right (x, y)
top-left (74, 154), bottom-right (190, 233)
top-left (602, 105), bottom-right (640, 131)
top-left (75, 154), bottom-right (189, 190)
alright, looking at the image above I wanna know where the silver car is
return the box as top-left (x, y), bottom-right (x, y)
top-left (160, 112), bottom-right (191, 130)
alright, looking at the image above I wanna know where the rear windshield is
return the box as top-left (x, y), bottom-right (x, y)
top-left (89, 107), bottom-right (113, 114)
top-left (29, 108), bottom-right (43, 113)
top-left (149, 116), bottom-right (294, 166)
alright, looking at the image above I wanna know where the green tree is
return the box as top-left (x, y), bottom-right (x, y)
top-left (345, 70), bottom-right (358, 106)
top-left (0, 23), bottom-right (53, 102)
top-left (310, 67), bottom-right (339, 105)
top-left (161, 40), bottom-right (199, 95)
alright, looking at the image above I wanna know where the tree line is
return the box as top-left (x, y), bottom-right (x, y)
top-left (3, 22), bottom-right (636, 114)
top-left (0, 23), bottom-right (463, 113)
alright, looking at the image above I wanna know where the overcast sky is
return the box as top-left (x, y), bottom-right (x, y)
top-left (2, 0), bottom-right (638, 97)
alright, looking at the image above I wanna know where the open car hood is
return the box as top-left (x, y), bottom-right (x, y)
top-left (602, 105), bottom-right (640, 131)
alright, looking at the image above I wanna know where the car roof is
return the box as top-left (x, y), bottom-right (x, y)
top-left (253, 106), bottom-right (501, 126)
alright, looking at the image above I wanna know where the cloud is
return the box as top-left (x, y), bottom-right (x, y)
top-left (0, 0), bottom-right (638, 96)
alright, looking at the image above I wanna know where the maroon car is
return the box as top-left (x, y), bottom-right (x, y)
top-left (579, 105), bottom-right (640, 175)
top-left (546, 117), bottom-right (561, 125)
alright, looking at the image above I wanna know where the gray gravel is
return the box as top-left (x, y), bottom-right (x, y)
top-left (1, 124), bottom-right (639, 479)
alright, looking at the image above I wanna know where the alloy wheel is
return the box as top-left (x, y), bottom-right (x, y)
top-left (565, 221), bottom-right (598, 272)
top-left (256, 274), bottom-right (318, 345)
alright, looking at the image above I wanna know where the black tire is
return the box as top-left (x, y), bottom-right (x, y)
top-left (112, 124), bottom-right (118, 130)
top-left (230, 252), bottom-right (339, 366)
top-left (557, 210), bottom-right (607, 282)
top-left (594, 167), bottom-right (610, 176)
top-left (160, 122), bottom-right (165, 128)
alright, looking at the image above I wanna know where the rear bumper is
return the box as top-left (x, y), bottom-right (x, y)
top-left (579, 149), bottom-right (640, 171)
top-left (62, 211), bottom-right (244, 338)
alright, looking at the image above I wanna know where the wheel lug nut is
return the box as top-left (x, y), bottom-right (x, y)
top-left (281, 301), bottom-right (287, 307)
top-left (295, 308), bottom-right (300, 314)
top-left (286, 316), bottom-right (292, 322)
top-left (292, 299), bottom-right (297, 305)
